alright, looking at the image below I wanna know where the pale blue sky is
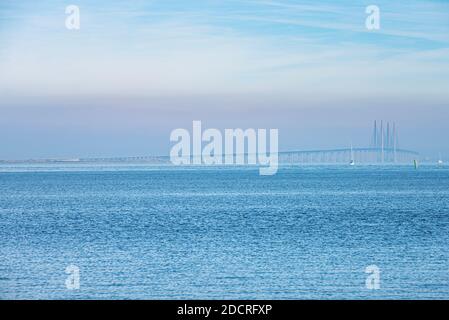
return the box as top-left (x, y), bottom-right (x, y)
top-left (0, 1), bottom-right (448, 159)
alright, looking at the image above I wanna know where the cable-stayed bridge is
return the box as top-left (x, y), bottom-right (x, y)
top-left (280, 120), bottom-right (418, 164)
top-left (80, 121), bottom-right (417, 164)
top-left (68, 146), bottom-right (417, 164)
top-left (0, 121), bottom-right (419, 164)
top-left (279, 147), bottom-right (418, 164)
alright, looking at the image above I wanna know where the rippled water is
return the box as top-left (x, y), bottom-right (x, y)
top-left (1, 164), bottom-right (448, 299)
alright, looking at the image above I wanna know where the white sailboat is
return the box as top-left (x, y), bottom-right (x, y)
top-left (438, 153), bottom-right (443, 166)
top-left (349, 144), bottom-right (355, 166)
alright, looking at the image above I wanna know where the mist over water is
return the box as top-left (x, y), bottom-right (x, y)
top-left (1, 98), bottom-right (448, 161)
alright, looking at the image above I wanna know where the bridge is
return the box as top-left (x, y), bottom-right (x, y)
top-left (88, 121), bottom-right (417, 164)
top-left (0, 121), bottom-right (419, 165)
top-left (68, 146), bottom-right (417, 165)
top-left (279, 147), bottom-right (418, 164)
top-left (72, 121), bottom-right (417, 165)
top-left (279, 120), bottom-right (418, 164)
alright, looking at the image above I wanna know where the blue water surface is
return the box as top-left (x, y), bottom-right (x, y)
top-left (0, 164), bottom-right (448, 299)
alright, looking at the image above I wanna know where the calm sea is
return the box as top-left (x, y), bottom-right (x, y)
top-left (1, 164), bottom-right (448, 299)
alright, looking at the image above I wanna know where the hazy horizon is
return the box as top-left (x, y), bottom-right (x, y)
top-left (1, 1), bottom-right (448, 160)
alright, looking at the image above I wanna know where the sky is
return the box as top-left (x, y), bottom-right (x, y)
top-left (0, 0), bottom-right (449, 159)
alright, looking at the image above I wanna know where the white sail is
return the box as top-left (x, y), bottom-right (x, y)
top-left (438, 153), bottom-right (443, 166)
top-left (350, 143), bottom-right (355, 166)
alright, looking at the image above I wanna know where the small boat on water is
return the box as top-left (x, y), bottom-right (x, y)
top-left (349, 144), bottom-right (355, 166)
top-left (438, 153), bottom-right (443, 166)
